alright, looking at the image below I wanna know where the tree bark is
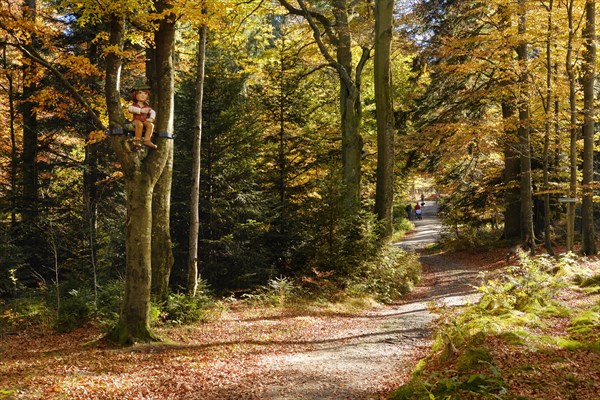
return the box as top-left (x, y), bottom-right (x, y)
top-left (374, 0), bottom-right (395, 238)
top-left (104, 12), bottom-right (171, 344)
top-left (150, 11), bottom-right (177, 302)
top-left (83, 142), bottom-right (99, 304)
top-left (566, 0), bottom-right (577, 252)
top-left (21, 0), bottom-right (38, 225)
top-left (333, 0), bottom-right (364, 214)
top-left (152, 160), bottom-right (174, 303)
top-left (499, 5), bottom-right (520, 241)
top-left (187, 24), bottom-right (207, 297)
top-left (115, 175), bottom-right (158, 344)
top-left (517, 0), bottom-right (535, 253)
top-left (502, 102), bottom-right (521, 240)
top-left (581, 0), bottom-right (597, 255)
top-left (7, 62), bottom-right (17, 227)
top-left (542, 0), bottom-right (555, 256)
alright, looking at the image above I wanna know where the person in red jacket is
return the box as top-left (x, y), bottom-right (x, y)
top-left (415, 202), bottom-right (422, 220)
top-left (129, 89), bottom-right (157, 149)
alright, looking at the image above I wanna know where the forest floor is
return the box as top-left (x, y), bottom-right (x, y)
top-left (1, 205), bottom-right (597, 399)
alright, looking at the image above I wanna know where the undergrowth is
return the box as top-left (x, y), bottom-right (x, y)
top-left (390, 251), bottom-right (599, 400)
top-left (240, 245), bottom-right (421, 310)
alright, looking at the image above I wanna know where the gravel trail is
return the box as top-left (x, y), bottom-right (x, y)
top-left (254, 203), bottom-right (482, 400)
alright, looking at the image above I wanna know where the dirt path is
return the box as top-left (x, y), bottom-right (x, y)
top-left (0, 203), bottom-right (490, 400)
top-left (253, 203), bottom-right (482, 400)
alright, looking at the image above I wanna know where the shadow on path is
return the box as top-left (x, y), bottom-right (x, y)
top-left (253, 202), bottom-right (483, 400)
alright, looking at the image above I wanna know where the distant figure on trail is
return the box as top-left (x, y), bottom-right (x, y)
top-left (129, 87), bottom-right (157, 150)
top-left (421, 193), bottom-right (425, 203)
top-left (405, 203), bottom-right (412, 220)
top-left (415, 202), bottom-right (422, 220)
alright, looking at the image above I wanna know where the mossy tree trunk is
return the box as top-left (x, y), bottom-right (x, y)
top-left (374, 0), bottom-right (395, 239)
top-left (113, 174), bottom-right (158, 344)
top-left (21, 0), bottom-right (39, 255)
top-left (104, 11), bottom-right (172, 344)
top-left (499, 6), bottom-right (520, 242)
top-left (542, 0), bottom-right (555, 256)
top-left (150, 11), bottom-right (176, 303)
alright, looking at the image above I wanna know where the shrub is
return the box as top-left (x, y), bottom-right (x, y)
top-left (0, 293), bottom-right (53, 335)
top-left (242, 276), bottom-right (300, 307)
top-left (161, 293), bottom-right (215, 325)
top-left (159, 280), bottom-right (221, 325)
top-left (94, 280), bottom-right (125, 329)
top-left (347, 246), bottom-right (421, 303)
top-left (54, 288), bottom-right (94, 332)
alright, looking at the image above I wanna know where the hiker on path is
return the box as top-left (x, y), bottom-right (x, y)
top-left (415, 202), bottom-right (422, 220)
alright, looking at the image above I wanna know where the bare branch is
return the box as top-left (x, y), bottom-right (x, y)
top-left (277, 0), bottom-right (338, 46)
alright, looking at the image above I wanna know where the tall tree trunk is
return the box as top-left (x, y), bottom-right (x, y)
top-left (104, 13), bottom-right (170, 344)
top-left (84, 41), bottom-right (100, 304)
top-left (374, 0), bottom-right (395, 239)
top-left (278, 34), bottom-right (287, 244)
top-left (117, 175), bottom-right (157, 344)
top-left (581, 0), bottom-right (597, 255)
top-left (334, 0), bottom-right (364, 215)
top-left (150, 9), bottom-right (177, 302)
top-left (105, 14), bottom-right (155, 343)
top-left (83, 143), bottom-right (99, 304)
top-left (499, 5), bottom-right (520, 241)
top-left (502, 102), bottom-right (521, 240)
top-left (7, 63), bottom-right (17, 227)
top-left (566, 0), bottom-right (577, 252)
top-left (21, 0), bottom-right (38, 225)
top-left (543, 0), bottom-right (555, 256)
top-left (279, 0), bottom-right (366, 215)
top-left (151, 161), bottom-right (174, 303)
top-left (517, 0), bottom-right (535, 253)
top-left (187, 24), bottom-right (207, 297)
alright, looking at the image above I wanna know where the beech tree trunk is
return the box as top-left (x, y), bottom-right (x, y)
top-left (21, 0), bottom-right (38, 225)
top-left (7, 63), bottom-right (17, 227)
top-left (499, 5), bottom-right (520, 241)
top-left (118, 175), bottom-right (156, 344)
top-left (334, 0), bottom-right (363, 215)
top-left (374, 0), bottom-right (395, 238)
top-left (104, 11), bottom-right (172, 344)
top-left (187, 24), bottom-right (207, 297)
top-left (566, 0), bottom-right (577, 252)
top-left (151, 164), bottom-right (174, 303)
top-left (543, 0), bottom-right (555, 256)
top-left (581, 0), bottom-right (597, 255)
top-left (150, 12), bottom-right (177, 302)
top-left (502, 102), bottom-right (521, 240)
top-left (517, 0), bottom-right (535, 253)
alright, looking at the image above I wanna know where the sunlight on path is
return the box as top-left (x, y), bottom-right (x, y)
top-left (255, 201), bottom-right (483, 400)
top-left (394, 202), bottom-right (442, 251)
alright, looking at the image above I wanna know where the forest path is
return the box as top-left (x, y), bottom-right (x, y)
top-left (0, 202), bottom-right (495, 400)
top-left (252, 202), bottom-right (482, 400)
